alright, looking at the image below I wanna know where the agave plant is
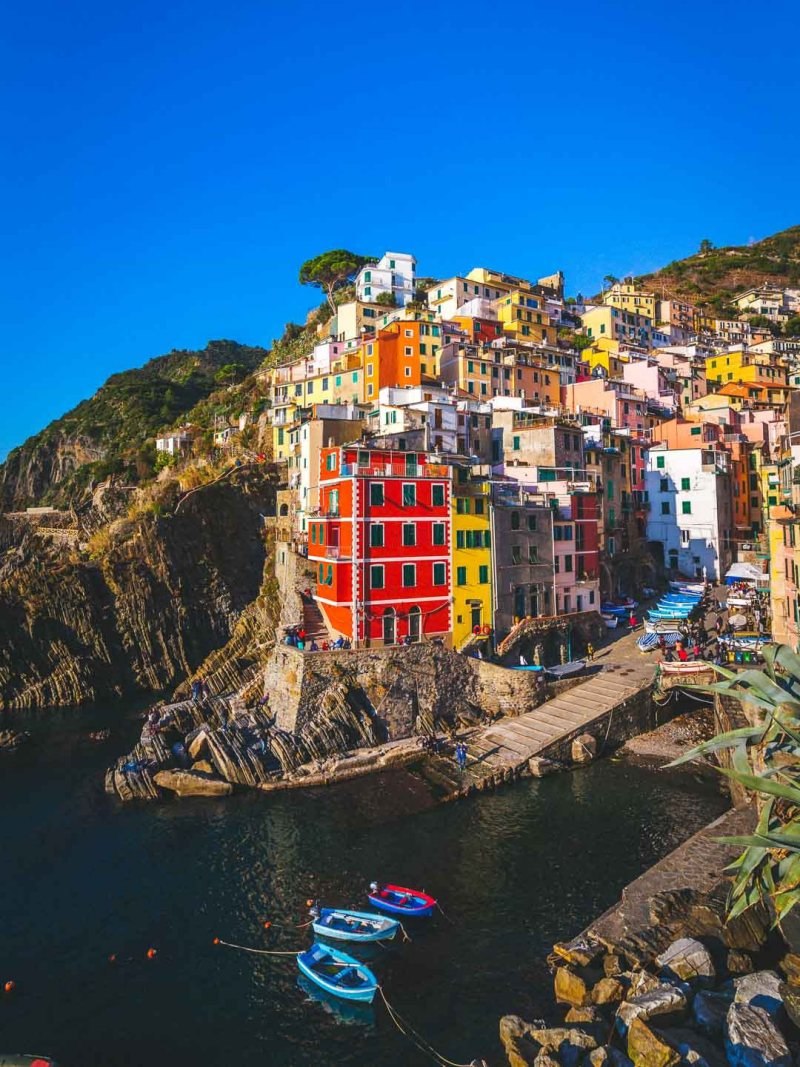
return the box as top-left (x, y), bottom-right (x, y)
top-left (668, 643), bottom-right (800, 926)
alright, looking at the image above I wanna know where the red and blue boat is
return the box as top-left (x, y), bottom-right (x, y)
top-left (367, 882), bottom-right (436, 917)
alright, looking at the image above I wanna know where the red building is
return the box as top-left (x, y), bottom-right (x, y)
top-left (307, 446), bottom-right (452, 647)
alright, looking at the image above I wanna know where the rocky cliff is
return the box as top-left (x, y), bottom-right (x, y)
top-left (0, 465), bottom-right (277, 710)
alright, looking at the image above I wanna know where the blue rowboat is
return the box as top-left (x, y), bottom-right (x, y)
top-left (296, 942), bottom-right (378, 1003)
top-left (368, 883), bottom-right (436, 917)
top-left (312, 908), bottom-right (399, 943)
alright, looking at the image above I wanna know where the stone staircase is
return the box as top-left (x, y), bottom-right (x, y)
top-left (303, 596), bottom-right (330, 642)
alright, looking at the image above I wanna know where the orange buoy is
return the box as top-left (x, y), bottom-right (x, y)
top-left (305, 899), bottom-right (314, 907)
top-left (4, 980), bottom-right (16, 993)
top-left (212, 937), bottom-right (220, 945)
top-left (262, 921), bottom-right (271, 929)
top-left (146, 948), bottom-right (157, 960)
top-left (108, 954), bottom-right (117, 963)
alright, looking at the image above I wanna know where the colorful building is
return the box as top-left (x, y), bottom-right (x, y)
top-left (309, 445), bottom-right (452, 646)
top-left (363, 318), bottom-right (443, 400)
top-left (451, 467), bottom-right (493, 650)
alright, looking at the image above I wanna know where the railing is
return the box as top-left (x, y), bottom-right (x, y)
top-left (339, 462), bottom-right (450, 479)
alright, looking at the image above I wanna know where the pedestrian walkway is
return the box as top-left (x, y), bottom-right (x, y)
top-left (417, 659), bottom-right (657, 799)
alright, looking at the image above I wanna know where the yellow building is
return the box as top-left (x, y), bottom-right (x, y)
top-left (494, 289), bottom-right (557, 344)
top-left (603, 282), bottom-right (657, 322)
top-left (451, 472), bottom-right (493, 651)
top-left (581, 304), bottom-right (654, 346)
top-left (704, 349), bottom-right (790, 405)
top-left (581, 336), bottom-right (627, 378)
top-left (271, 349), bottom-right (366, 458)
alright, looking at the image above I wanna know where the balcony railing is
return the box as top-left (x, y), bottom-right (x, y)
top-left (339, 462), bottom-right (450, 479)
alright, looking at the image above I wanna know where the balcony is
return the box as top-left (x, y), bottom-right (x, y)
top-left (324, 546), bottom-right (349, 560)
top-left (340, 461), bottom-right (450, 479)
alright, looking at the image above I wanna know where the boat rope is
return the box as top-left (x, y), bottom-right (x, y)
top-left (598, 704), bottom-right (615, 757)
top-left (399, 921), bottom-right (412, 942)
top-left (435, 901), bottom-right (455, 925)
top-left (378, 986), bottom-right (481, 1067)
top-left (214, 938), bottom-right (301, 956)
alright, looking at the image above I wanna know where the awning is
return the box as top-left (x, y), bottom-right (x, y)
top-left (724, 562), bottom-right (764, 584)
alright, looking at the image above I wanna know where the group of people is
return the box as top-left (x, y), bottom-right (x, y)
top-left (282, 625), bottom-right (352, 652)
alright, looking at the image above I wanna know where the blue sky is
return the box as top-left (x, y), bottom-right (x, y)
top-left (1, 0), bottom-right (798, 458)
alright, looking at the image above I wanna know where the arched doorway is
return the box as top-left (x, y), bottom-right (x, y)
top-left (408, 606), bottom-right (421, 642)
top-left (279, 503), bottom-right (289, 516)
top-left (382, 608), bottom-right (396, 645)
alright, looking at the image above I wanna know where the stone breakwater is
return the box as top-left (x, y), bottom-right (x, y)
top-left (105, 643), bottom-right (563, 801)
top-left (499, 804), bottom-right (800, 1067)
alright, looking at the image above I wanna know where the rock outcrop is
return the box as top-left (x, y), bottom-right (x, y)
top-left (0, 466), bottom-right (276, 710)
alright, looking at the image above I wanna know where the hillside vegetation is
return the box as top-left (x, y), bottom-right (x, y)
top-left (637, 224), bottom-right (800, 315)
top-left (0, 340), bottom-right (269, 510)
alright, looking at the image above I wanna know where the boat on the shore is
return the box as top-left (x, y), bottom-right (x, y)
top-left (0, 1058), bottom-right (59, 1066)
top-left (544, 660), bottom-right (587, 678)
top-left (311, 908), bottom-right (399, 943)
top-left (637, 631), bottom-right (683, 651)
top-left (368, 883), bottom-right (436, 917)
top-left (601, 613), bottom-right (619, 629)
top-left (296, 942), bottom-right (378, 1003)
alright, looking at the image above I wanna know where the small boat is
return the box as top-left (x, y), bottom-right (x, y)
top-left (645, 619), bottom-right (690, 634)
top-left (544, 660), bottom-right (587, 678)
top-left (601, 613), bottom-right (619, 629)
top-left (296, 942), bottom-right (378, 1003)
top-left (0, 1058), bottom-right (60, 1066)
top-left (297, 975), bottom-right (376, 1027)
top-left (368, 883), bottom-right (436, 917)
top-left (637, 631), bottom-right (683, 652)
top-left (312, 907), bottom-right (399, 943)
top-left (669, 581), bottom-right (706, 594)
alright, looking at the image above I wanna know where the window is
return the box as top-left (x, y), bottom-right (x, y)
top-left (402, 484), bottom-right (416, 507)
top-left (511, 546), bottom-right (522, 564)
top-left (370, 525), bottom-right (384, 547)
top-left (510, 511), bottom-right (520, 530)
top-left (681, 477), bottom-right (691, 491)
top-left (402, 563), bottom-right (416, 587)
top-left (565, 554), bottom-right (573, 572)
top-left (277, 428), bottom-right (284, 446)
top-left (456, 498), bottom-right (469, 514)
top-left (474, 499), bottom-right (485, 515)
top-left (661, 502), bottom-right (670, 515)
top-left (656, 455), bottom-right (665, 469)
top-left (528, 545), bottom-right (538, 563)
top-left (310, 525), bottom-right (316, 544)
top-left (527, 515), bottom-right (537, 531)
top-left (479, 565), bottom-right (489, 584)
top-left (433, 522), bottom-right (445, 546)
top-left (370, 483), bottom-right (384, 506)
top-left (433, 562), bottom-right (446, 586)
top-left (456, 566), bottom-right (467, 586)
top-left (363, 270), bottom-right (371, 282)
top-left (370, 565), bottom-right (384, 589)
top-left (660, 478), bottom-right (669, 492)
top-left (682, 501), bottom-right (692, 515)
top-left (513, 436), bottom-right (520, 451)
top-left (402, 523), bottom-right (416, 546)
top-left (456, 530), bottom-right (465, 549)
top-left (326, 453), bottom-right (337, 471)
top-left (690, 427), bottom-right (702, 436)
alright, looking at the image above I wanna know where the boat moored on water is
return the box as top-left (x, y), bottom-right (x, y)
top-left (368, 883), bottom-right (436, 917)
top-left (311, 907), bottom-right (399, 943)
top-left (296, 942), bottom-right (378, 1003)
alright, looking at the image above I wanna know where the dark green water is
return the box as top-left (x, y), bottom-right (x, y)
top-left (1, 708), bottom-right (727, 1067)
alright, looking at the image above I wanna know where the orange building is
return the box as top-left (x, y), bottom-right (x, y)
top-left (362, 319), bottom-right (443, 400)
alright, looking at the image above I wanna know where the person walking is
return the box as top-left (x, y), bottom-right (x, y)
top-left (586, 642), bottom-right (595, 662)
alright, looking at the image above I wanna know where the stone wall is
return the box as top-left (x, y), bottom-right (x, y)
top-left (263, 644), bottom-right (551, 739)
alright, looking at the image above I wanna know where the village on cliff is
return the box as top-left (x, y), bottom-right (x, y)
top-left (156, 251), bottom-right (800, 656)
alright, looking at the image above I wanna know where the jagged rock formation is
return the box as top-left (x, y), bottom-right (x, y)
top-left (0, 466), bottom-right (276, 710)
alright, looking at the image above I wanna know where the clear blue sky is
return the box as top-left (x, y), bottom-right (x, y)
top-left (1, 0), bottom-right (798, 458)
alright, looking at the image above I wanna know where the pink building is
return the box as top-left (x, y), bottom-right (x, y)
top-left (561, 378), bottom-right (649, 433)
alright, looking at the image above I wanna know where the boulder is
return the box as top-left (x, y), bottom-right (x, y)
top-left (626, 1017), bottom-right (680, 1067)
top-left (778, 952), bottom-right (800, 986)
top-left (0, 729), bottom-right (30, 751)
top-left (778, 981), bottom-right (800, 1029)
top-left (592, 978), bottom-right (625, 1006)
top-left (655, 938), bottom-right (714, 985)
top-left (627, 972), bottom-right (661, 999)
top-left (529, 757), bottom-right (563, 777)
top-left (655, 1026), bottom-right (726, 1067)
top-left (555, 967), bottom-right (592, 1007)
top-left (534, 1052), bottom-right (561, 1067)
top-left (553, 936), bottom-right (604, 968)
top-left (565, 1006), bottom-right (603, 1024)
top-left (192, 760), bottom-right (214, 774)
top-left (691, 990), bottom-right (732, 1038)
top-left (726, 951), bottom-right (753, 976)
top-left (153, 769), bottom-right (233, 797)
top-left (732, 970), bottom-right (783, 1018)
top-left (587, 1049), bottom-right (633, 1067)
top-left (572, 733), bottom-right (597, 765)
top-left (187, 729), bottom-right (210, 762)
top-left (604, 954), bottom-right (623, 978)
top-left (724, 1003), bottom-right (791, 1067)
top-left (528, 1027), bottom-right (598, 1067)
top-left (616, 984), bottom-right (687, 1032)
top-left (499, 1016), bottom-right (541, 1067)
